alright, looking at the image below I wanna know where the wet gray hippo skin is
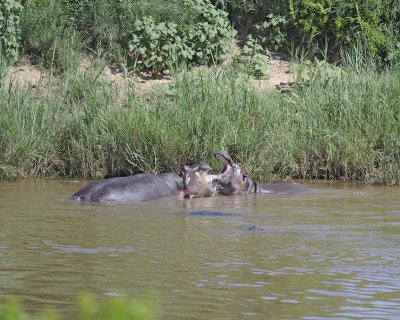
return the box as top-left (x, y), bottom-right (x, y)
top-left (71, 162), bottom-right (217, 203)
top-left (180, 162), bottom-right (217, 198)
top-left (214, 151), bottom-right (308, 195)
top-left (71, 172), bottom-right (184, 203)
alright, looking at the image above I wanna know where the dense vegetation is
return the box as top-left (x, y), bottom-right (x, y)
top-left (0, 0), bottom-right (399, 184)
top-left (218, 0), bottom-right (400, 64)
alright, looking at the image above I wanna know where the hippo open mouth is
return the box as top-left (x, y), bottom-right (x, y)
top-left (214, 151), bottom-right (248, 195)
top-left (215, 150), bottom-right (234, 175)
top-left (180, 151), bottom-right (252, 198)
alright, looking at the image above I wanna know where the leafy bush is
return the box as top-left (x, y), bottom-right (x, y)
top-left (233, 35), bottom-right (269, 79)
top-left (182, 0), bottom-right (236, 63)
top-left (252, 14), bottom-right (287, 52)
top-left (0, 0), bottom-right (23, 59)
top-left (128, 17), bottom-right (182, 74)
top-left (292, 58), bottom-right (343, 87)
top-left (213, 0), bottom-right (289, 35)
top-left (128, 0), bottom-right (235, 74)
top-left (215, 0), bottom-right (399, 63)
top-left (289, 0), bottom-right (400, 61)
top-left (289, 0), bottom-right (332, 41)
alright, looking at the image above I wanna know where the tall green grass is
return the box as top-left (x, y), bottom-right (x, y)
top-left (1, 51), bottom-right (399, 184)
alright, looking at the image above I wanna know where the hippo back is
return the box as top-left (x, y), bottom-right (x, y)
top-left (158, 172), bottom-right (183, 193)
top-left (71, 173), bottom-right (178, 203)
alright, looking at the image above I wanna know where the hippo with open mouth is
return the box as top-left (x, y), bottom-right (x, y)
top-left (213, 151), bottom-right (308, 195)
top-left (71, 151), bottom-right (307, 203)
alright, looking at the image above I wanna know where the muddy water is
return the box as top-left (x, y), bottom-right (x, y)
top-left (0, 180), bottom-right (400, 319)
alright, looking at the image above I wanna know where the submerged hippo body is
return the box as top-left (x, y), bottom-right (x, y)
top-left (71, 172), bottom-right (183, 203)
top-left (71, 162), bottom-right (217, 203)
top-left (214, 151), bottom-right (309, 195)
top-left (239, 175), bottom-right (308, 194)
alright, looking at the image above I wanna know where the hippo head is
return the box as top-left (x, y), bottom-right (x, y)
top-left (213, 151), bottom-right (255, 195)
top-left (179, 151), bottom-right (255, 198)
top-left (179, 162), bottom-right (218, 198)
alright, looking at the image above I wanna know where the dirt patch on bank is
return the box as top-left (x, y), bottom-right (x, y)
top-left (5, 56), bottom-right (51, 95)
top-left (252, 57), bottom-right (294, 91)
top-left (5, 55), bottom-right (293, 99)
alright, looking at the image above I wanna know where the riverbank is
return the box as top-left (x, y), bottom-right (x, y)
top-left (1, 52), bottom-right (399, 185)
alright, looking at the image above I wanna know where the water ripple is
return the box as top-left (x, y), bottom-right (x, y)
top-left (43, 240), bottom-right (135, 255)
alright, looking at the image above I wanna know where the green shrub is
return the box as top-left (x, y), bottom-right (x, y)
top-left (0, 0), bottom-right (23, 59)
top-left (213, 0), bottom-right (289, 35)
top-left (128, 17), bottom-right (182, 74)
top-left (289, 0), bottom-right (400, 62)
top-left (292, 58), bottom-right (343, 88)
top-left (252, 14), bottom-right (287, 52)
top-left (182, 0), bottom-right (236, 63)
top-left (128, 0), bottom-right (235, 74)
top-left (215, 0), bottom-right (400, 63)
top-left (289, 0), bottom-right (332, 41)
top-left (65, 0), bottom-right (209, 63)
top-left (233, 35), bottom-right (269, 79)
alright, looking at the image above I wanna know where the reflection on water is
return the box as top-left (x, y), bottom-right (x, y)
top-left (0, 180), bottom-right (400, 319)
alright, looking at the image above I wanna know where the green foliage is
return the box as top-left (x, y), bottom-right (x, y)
top-left (289, 0), bottom-right (400, 61)
top-left (21, 0), bottom-right (235, 74)
top-left (0, 295), bottom-right (156, 320)
top-left (215, 0), bottom-right (400, 63)
top-left (128, 17), bottom-right (182, 74)
top-left (65, 0), bottom-right (133, 58)
top-left (65, 0), bottom-right (211, 63)
top-left (77, 294), bottom-right (157, 320)
top-left (128, 0), bottom-right (235, 74)
top-left (252, 14), bottom-right (287, 52)
top-left (0, 0), bottom-right (23, 59)
top-left (182, 0), bottom-right (236, 63)
top-left (292, 58), bottom-right (343, 87)
top-left (20, 0), bottom-right (84, 72)
top-left (233, 35), bottom-right (269, 79)
top-left (289, 0), bottom-right (332, 40)
top-left (213, 0), bottom-right (289, 33)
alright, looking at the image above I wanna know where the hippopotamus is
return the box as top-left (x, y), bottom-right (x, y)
top-left (71, 163), bottom-right (214, 203)
top-left (213, 151), bottom-right (308, 195)
top-left (179, 162), bottom-right (218, 198)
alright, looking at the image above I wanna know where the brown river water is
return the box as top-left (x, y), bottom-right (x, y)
top-left (1, 180), bottom-right (400, 319)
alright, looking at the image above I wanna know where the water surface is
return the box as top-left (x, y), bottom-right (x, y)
top-left (1, 180), bottom-right (400, 319)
